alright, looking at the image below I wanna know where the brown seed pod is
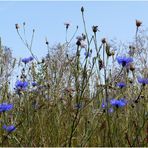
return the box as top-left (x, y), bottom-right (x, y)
top-left (136, 20), bottom-right (142, 27)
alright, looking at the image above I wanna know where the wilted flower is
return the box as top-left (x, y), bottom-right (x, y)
top-left (116, 82), bottom-right (126, 88)
top-left (110, 98), bottom-right (127, 108)
top-left (3, 125), bottom-right (16, 132)
top-left (137, 77), bottom-right (148, 85)
top-left (116, 56), bottom-right (133, 67)
top-left (0, 103), bottom-right (13, 113)
top-left (22, 56), bottom-right (33, 64)
top-left (80, 40), bottom-right (87, 48)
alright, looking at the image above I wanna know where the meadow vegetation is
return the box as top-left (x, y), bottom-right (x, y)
top-left (0, 7), bottom-right (147, 147)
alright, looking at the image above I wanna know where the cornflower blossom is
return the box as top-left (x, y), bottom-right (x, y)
top-left (22, 56), bottom-right (33, 64)
top-left (116, 82), bottom-right (126, 88)
top-left (3, 125), bottom-right (16, 132)
top-left (116, 56), bottom-right (133, 67)
top-left (0, 103), bottom-right (13, 113)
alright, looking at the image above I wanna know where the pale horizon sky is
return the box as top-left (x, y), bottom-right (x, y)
top-left (0, 1), bottom-right (148, 60)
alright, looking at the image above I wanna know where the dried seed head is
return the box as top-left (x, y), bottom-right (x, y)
top-left (99, 59), bottom-right (104, 70)
top-left (92, 26), bottom-right (98, 33)
top-left (136, 20), bottom-right (142, 27)
top-left (101, 38), bottom-right (106, 44)
top-left (130, 64), bottom-right (135, 71)
top-left (15, 24), bottom-right (19, 30)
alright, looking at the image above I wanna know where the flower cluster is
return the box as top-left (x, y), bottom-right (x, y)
top-left (110, 98), bottom-right (127, 108)
top-left (102, 98), bottom-right (127, 112)
top-left (0, 103), bottom-right (15, 133)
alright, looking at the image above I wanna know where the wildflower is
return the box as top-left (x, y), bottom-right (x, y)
top-left (110, 98), bottom-right (127, 108)
top-left (3, 125), bottom-right (16, 132)
top-left (22, 56), bottom-right (33, 64)
top-left (137, 77), bottom-right (148, 85)
top-left (116, 56), bottom-right (133, 67)
top-left (32, 82), bottom-right (37, 87)
top-left (15, 80), bottom-right (28, 90)
top-left (116, 82), bottom-right (126, 88)
top-left (0, 103), bottom-right (13, 113)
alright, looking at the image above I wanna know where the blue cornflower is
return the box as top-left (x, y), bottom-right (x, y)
top-left (116, 82), bottom-right (126, 88)
top-left (0, 103), bottom-right (13, 112)
top-left (110, 98), bottom-right (127, 108)
top-left (3, 125), bottom-right (16, 132)
top-left (32, 82), bottom-right (37, 87)
top-left (15, 80), bottom-right (28, 89)
top-left (22, 56), bottom-right (33, 64)
top-left (137, 77), bottom-right (148, 85)
top-left (116, 56), bottom-right (133, 67)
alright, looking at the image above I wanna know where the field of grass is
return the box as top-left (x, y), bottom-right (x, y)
top-left (0, 7), bottom-right (147, 147)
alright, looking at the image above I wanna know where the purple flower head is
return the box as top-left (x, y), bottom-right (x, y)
top-left (22, 56), bottom-right (33, 64)
top-left (116, 82), bottom-right (126, 88)
top-left (116, 56), bottom-right (133, 67)
top-left (32, 81), bottom-right (37, 87)
top-left (15, 80), bottom-right (28, 90)
top-left (110, 98), bottom-right (127, 108)
top-left (137, 77), bottom-right (148, 85)
top-left (0, 103), bottom-right (13, 112)
top-left (3, 125), bottom-right (16, 132)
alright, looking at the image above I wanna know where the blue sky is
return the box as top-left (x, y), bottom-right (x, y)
top-left (0, 1), bottom-right (148, 60)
